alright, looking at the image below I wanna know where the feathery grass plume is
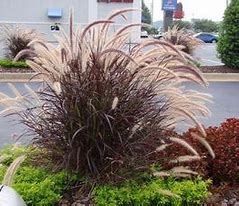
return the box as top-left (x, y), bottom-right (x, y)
top-left (155, 144), bottom-right (171, 152)
top-left (0, 25), bottom-right (43, 60)
top-left (1, 10), bottom-right (212, 175)
top-left (170, 166), bottom-right (198, 175)
top-left (169, 137), bottom-right (199, 156)
top-left (2, 155), bottom-right (26, 186)
top-left (191, 132), bottom-right (215, 159)
top-left (169, 155), bottom-right (201, 163)
top-left (153, 166), bottom-right (198, 178)
top-left (111, 97), bottom-right (119, 110)
top-left (162, 26), bottom-right (203, 55)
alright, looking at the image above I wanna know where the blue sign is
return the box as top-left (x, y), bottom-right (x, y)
top-left (162, 0), bottom-right (177, 11)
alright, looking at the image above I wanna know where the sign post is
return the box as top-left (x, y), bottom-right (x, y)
top-left (162, 0), bottom-right (177, 31)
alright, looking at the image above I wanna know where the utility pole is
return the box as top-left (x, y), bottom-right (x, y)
top-left (162, 0), bottom-right (177, 32)
top-left (163, 11), bottom-right (173, 31)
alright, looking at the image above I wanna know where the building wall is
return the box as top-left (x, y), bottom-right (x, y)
top-left (97, 1), bottom-right (141, 42)
top-left (0, 0), bottom-right (89, 42)
top-left (0, 0), bottom-right (88, 23)
top-left (0, 0), bottom-right (141, 57)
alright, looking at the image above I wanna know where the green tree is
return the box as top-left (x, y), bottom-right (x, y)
top-left (172, 20), bottom-right (192, 30)
top-left (217, 0), bottom-right (239, 68)
top-left (141, 0), bottom-right (152, 25)
top-left (141, 1), bottom-right (158, 35)
top-left (193, 19), bottom-right (219, 33)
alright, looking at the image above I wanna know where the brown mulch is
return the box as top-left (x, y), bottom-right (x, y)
top-left (204, 184), bottom-right (239, 206)
top-left (200, 65), bottom-right (239, 73)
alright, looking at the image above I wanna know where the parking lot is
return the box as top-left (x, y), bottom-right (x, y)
top-left (193, 43), bottom-right (223, 66)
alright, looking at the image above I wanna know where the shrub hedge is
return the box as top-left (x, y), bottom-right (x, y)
top-left (217, 0), bottom-right (239, 68)
top-left (0, 59), bottom-right (28, 68)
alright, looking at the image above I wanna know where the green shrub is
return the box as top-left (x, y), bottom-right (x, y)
top-left (94, 177), bottom-right (211, 206)
top-left (0, 145), bottom-right (31, 165)
top-left (0, 59), bottom-right (28, 68)
top-left (217, 0), bottom-right (239, 68)
top-left (172, 20), bottom-right (192, 30)
top-left (193, 19), bottom-right (219, 33)
top-left (0, 166), bottom-right (75, 206)
top-left (0, 146), bottom-right (77, 206)
top-left (13, 167), bottom-right (74, 206)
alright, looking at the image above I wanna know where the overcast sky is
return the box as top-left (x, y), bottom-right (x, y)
top-left (144, 0), bottom-right (227, 22)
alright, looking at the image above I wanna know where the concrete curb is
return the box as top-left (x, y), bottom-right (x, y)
top-left (0, 73), bottom-right (239, 82)
top-left (203, 73), bottom-right (239, 82)
top-left (0, 73), bottom-right (42, 82)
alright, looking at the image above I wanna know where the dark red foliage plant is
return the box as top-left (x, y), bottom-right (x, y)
top-left (161, 118), bottom-right (239, 184)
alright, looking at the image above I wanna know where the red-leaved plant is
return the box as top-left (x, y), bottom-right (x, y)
top-left (160, 118), bottom-right (239, 184)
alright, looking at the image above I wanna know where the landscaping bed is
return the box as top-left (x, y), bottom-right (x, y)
top-left (205, 185), bottom-right (239, 205)
top-left (200, 65), bottom-right (239, 73)
top-left (0, 6), bottom-right (238, 205)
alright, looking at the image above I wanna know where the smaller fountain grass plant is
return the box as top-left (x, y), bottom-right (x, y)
top-left (163, 26), bottom-right (203, 55)
top-left (0, 25), bottom-right (43, 60)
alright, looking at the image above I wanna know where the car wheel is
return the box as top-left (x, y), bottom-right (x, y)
top-left (211, 39), bottom-right (217, 43)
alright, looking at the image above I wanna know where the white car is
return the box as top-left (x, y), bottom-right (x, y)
top-left (141, 31), bottom-right (148, 38)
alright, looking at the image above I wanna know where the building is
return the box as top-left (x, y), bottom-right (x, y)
top-left (0, 0), bottom-right (141, 56)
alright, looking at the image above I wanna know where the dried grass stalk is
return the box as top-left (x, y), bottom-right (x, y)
top-left (2, 155), bottom-right (26, 186)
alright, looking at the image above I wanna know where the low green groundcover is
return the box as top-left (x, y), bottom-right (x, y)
top-left (0, 146), bottom-right (77, 206)
top-left (0, 59), bottom-right (28, 68)
top-left (94, 177), bottom-right (211, 206)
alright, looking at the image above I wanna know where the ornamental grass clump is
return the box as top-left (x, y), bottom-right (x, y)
top-left (0, 25), bottom-right (43, 60)
top-left (0, 10), bottom-right (213, 175)
top-left (163, 26), bottom-right (203, 55)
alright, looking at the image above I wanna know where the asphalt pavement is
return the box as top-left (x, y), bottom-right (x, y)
top-left (0, 81), bottom-right (238, 145)
top-left (193, 43), bottom-right (223, 66)
top-left (0, 82), bottom-right (41, 146)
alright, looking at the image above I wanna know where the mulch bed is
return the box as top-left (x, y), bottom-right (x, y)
top-left (204, 184), bottom-right (239, 206)
top-left (200, 65), bottom-right (239, 73)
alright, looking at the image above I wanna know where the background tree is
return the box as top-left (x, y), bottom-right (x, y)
top-left (217, 0), bottom-right (239, 68)
top-left (141, 0), bottom-right (152, 25)
top-left (172, 20), bottom-right (192, 30)
top-left (193, 19), bottom-right (220, 33)
top-left (141, 1), bottom-right (158, 35)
